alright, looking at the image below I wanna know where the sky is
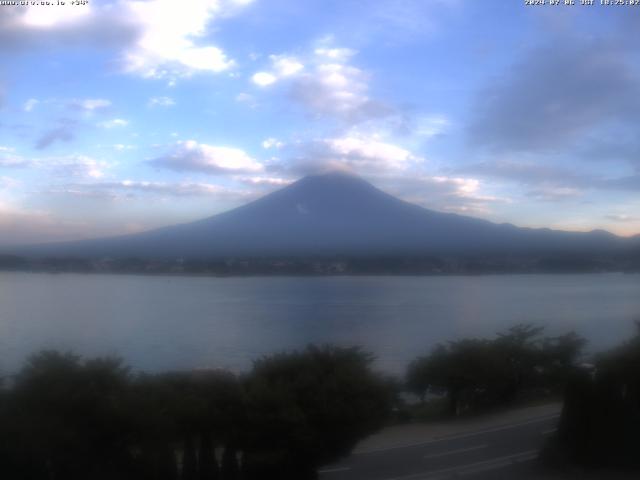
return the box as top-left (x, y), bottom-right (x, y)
top-left (1, 0), bottom-right (639, 246)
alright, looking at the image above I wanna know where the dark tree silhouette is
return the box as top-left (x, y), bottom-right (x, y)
top-left (0, 344), bottom-right (405, 479)
top-left (6, 351), bottom-right (134, 480)
top-left (548, 325), bottom-right (640, 469)
top-left (242, 345), bottom-right (394, 480)
top-left (406, 325), bottom-right (586, 416)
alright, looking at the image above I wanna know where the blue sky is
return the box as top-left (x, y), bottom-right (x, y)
top-left (1, 0), bottom-right (639, 245)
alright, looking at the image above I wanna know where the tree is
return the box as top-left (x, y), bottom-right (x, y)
top-left (406, 325), bottom-right (587, 416)
top-left (242, 345), bottom-right (393, 480)
top-left (548, 325), bottom-right (640, 469)
top-left (7, 351), bottom-right (134, 480)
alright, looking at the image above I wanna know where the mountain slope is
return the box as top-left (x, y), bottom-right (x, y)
top-left (13, 172), bottom-right (634, 259)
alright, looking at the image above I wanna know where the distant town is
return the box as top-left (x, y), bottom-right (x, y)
top-left (2, 253), bottom-right (639, 276)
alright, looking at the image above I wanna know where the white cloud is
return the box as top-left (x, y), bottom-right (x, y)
top-left (0, 176), bottom-right (20, 189)
top-left (292, 62), bottom-right (380, 121)
top-left (46, 180), bottom-right (252, 202)
top-left (262, 138), bottom-right (284, 149)
top-left (2, 152), bottom-right (110, 178)
top-left (21, 3), bottom-right (91, 28)
top-left (113, 144), bottom-right (137, 151)
top-left (251, 72), bottom-right (277, 87)
top-left (250, 55), bottom-right (304, 87)
top-left (325, 136), bottom-right (421, 171)
top-left (250, 45), bottom-right (391, 123)
top-left (44, 155), bottom-right (109, 179)
top-left (151, 140), bottom-right (264, 174)
top-left (528, 186), bottom-right (583, 202)
top-left (111, 180), bottom-right (238, 197)
top-left (314, 48), bottom-right (356, 61)
top-left (282, 134), bottom-right (426, 177)
top-left (414, 115), bottom-right (450, 139)
top-left (235, 92), bottom-right (256, 106)
top-left (122, 0), bottom-right (244, 80)
top-left (382, 174), bottom-right (504, 217)
top-left (605, 213), bottom-right (638, 223)
top-left (70, 98), bottom-right (112, 112)
top-left (271, 55), bottom-right (304, 77)
top-left (234, 175), bottom-right (291, 186)
top-left (148, 96), bottom-right (176, 107)
top-left (0, 151), bottom-right (29, 168)
top-left (23, 98), bottom-right (39, 112)
top-left (98, 118), bottom-right (129, 128)
top-left (2, 1), bottom-right (254, 81)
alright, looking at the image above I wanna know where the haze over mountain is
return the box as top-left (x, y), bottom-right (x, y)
top-left (9, 172), bottom-right (638, 259)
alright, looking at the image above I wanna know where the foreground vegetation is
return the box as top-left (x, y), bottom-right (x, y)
top-left (2, 323), bottom-right (640, 478)
top-left (544, 325), bottom-right (640, 471)
top-left (0, 346), bottom-right (393, 480)
top-left (405, 324), bottom-right (585, 417)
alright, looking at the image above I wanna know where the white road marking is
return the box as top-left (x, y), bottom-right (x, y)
top-left (355, 413), bottom-right (560, 455)
top-left (541, 428), bottom-right (557, 435)
top-left (384, 450), bottom-right (538, 480)
top-left (423, 444), bottom-right (487, 460)
top-left (318, 466), bottom-right (351, 474)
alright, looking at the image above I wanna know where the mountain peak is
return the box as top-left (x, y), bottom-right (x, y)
top-left (14, 171), bottom-right (629, 260)
top-left (286, 170), bottom-right (378, 196)
top-left (296, 169), bottom-right (366, 184)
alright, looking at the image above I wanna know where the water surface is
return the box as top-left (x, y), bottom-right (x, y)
top-left (1, 272), bottom-right (638, 375)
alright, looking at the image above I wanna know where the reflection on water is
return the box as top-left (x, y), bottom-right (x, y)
top-left (0, 272), bottom-right (639, 374)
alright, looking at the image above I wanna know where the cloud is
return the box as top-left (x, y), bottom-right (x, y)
top-left (0, 149), bottom-right (30, 168)
top-left (98, 118), bottom-right (129, 129)
top-left (251, 55), bottom-right (304, 87)
top-left (462, 159), bottom-right (640, 195)
top-left (468, 39), bottom-right (640, 153)
top-left (290, 62), bottom-right (389, 122)
top-left (113, 144), bottom-right (137, 151)
top-left (44, 180), bottom-right (253, 204)
top-left (148, 96), bottom-right (176, 107)
top-left (78, 180), bottom-right (241, 197)
top-left (324, 136), bottom-right (422, 171)
top-left (0, 151), bottom-right (109, 179)
top-left (69, 98), bottom-right (112, 113)
top-left (0, 204), bottom-right (78, 247)
top-left (578, 136), bottom-right (640, 168)
top-left (23, 98), bottom-right (39, 112)
top-left (262, 138), bottom-right (283, 149)
top-left (285, 134), bottom-right (424, 175)
top-left (0, 4), bottom-right (139, 53)
top-left (377, 173), bottom-right (504, 216)
top-left (150, 140), bottom-right (264, 174)
top-left (0, 0), bottom-right (255, 81)
top-left (35, 123), bottom-right (75, 150)
top-left (605, 214), bottom-right (638, 223)
top-left (527, 187), bottom-right (583, 202)
top-left (43, 155), bottom-right (109, 179)
top-left (251, 72), bottom-right (277, 86)
top-left (314, 48), bottom-right (356, 62)
top-left (233, 175), bottom-right (291, 187)
top-left (122, 0), bottom-right (248, 80)
top-left (271, 55), bottom-right (304, 77)
top-left (235, 92), bottom-right (255, 104)
top-left (250, 46), bottom-right (391, 124)
top-left (463, 160), bottom-right (589, 187)
top-left (0, 176), bottom-right (20, 189)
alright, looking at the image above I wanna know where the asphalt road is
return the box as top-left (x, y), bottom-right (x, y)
top-left (318, 412), bottom-right (560, 480)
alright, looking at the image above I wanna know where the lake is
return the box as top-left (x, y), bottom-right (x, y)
top-left (0, 272), bottom-right (639, 375)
